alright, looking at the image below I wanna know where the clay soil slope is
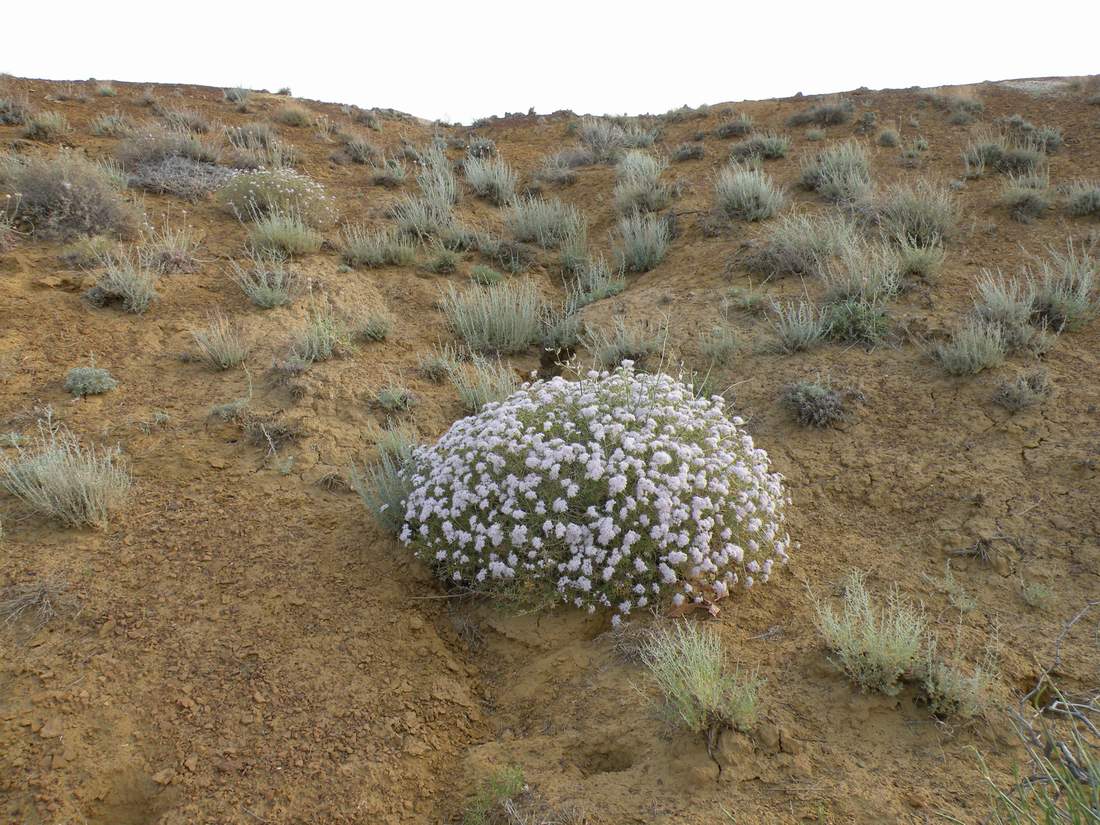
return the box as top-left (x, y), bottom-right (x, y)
top-left (1, 75), bottom-right (1098, 824)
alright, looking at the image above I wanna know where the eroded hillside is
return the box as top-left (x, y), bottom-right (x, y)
top-left (1, 74), bottom-right (1098, 824)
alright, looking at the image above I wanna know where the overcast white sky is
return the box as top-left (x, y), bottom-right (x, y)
top-left (6, 1), bottom-right (1099, 123)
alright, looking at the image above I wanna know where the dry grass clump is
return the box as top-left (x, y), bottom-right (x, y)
top-left (579, 117), bottom-right (628, 163)
top-left (350, 426), bottom-right (418, 535)
top-left (441, 280), bottom-right (543, 354)
top-left (781, 378), bottom-right (851, 427)
top-left (877, 129), bottom-right (899, 147)
top-left (998, 114), bottom-right (1063, 153)
top-left (463, 155), bottom-right (517, 206)
top-left (820, 240), bottom-right (901, 306)
top-left (824, 299), bottom-right (890, 346)
top-left (229, 250), bottom-right (302, 308)
top-left (728, 132), bottom-right (790, 162)
top-left (569, 255), bottom-right (625, 307)
top-left (714, 163), bottom-right (784, 221)
top-left (613, 151), bottom-right (671, 214)
top-left (617, 211), bottom-right (669, 273)
top-left (22, 111), bottom-right (70, 142)
top-left (91, 111), bottom-right (138, 139)
top-left (787, 97), bottom-right (855, 127)
top-left (340, 225), bottom-right (416, 268)
top-left (866, 180), bottom-right (958, 247)
top-left (505, 195), bottom-right (584, 249)
top-left (0, 93), bottom-right (30, 125)
top-left (190, 312), bottom-right (249, 370)
top-left (273, 103), bottom-right (313, 127)
top-left (933, 319), bottom-right (1006, 375)
top-left (247, 206), bottom-right (322, 256)
top-left (811, 570), bottom-right (926, 696)
top-left (0, 413), bottom-right (130, 528)
top-left (671, 143), bottom-right (705, 162)
top-left (64, 363), bottom-right (117, 397)
top-left (224, 122), bottom-right (277, 149)
top-left (84, 248), bottom-right (159, 313)
top-left (962, 131), bottom-right (1047, 177)
top-left (390, 194), bottom-right (454, 239)
top-left (800, 139), bottom-right (872, 203)
top-left (158, 106), bottom-right (209, 134)
top-left (1000, 170), bottom-right (1051, 222)
top-left (714, 112), bottom-right (754, 138)
top-left (1, 150), bottom-right (140, 240)
top-left (1030, 242), bottom-right (1098, 331)
top-left (368, 156), bottom-right (407, 188)
top-left (640, 621), bottom-right (762, 739)
top-left (447, 353), bottom-right (520, 413)
top-left (0, 577), bottom-right (73, 633)
top-left (583, 316), bottom-right (668, 370)
top-left (993, 370), bottom-right (1052, 413)
top-left (768, 300), bottom-right (828, 353)
top-left (1066, 180), bottom-right (1100, 217)
top-left (748, 213), bottom-right (856, 278)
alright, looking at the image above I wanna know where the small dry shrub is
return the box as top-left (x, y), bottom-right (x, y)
top-left (1, 150), bottom-right (140, 240)
top-left (0, 412), bottom-right (130, 528)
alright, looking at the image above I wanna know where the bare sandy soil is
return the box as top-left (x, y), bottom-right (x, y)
top-left (1, 74), bottom-right (1098, 824)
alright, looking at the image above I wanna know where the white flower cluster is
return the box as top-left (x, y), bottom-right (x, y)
top-left (217, 167), bottom-right (337, 227)
top-left (400, 364), bottom-right (791, 624)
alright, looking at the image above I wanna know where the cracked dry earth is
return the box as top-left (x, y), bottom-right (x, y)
top-left (1, 74), bottom-right (1099, 823)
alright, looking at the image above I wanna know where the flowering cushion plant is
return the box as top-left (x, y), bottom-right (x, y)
top-left (399, 363), bottom-right (791, 624)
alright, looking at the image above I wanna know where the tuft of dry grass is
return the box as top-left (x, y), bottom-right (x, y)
top-left (0, 412), bottom-right (131, 528)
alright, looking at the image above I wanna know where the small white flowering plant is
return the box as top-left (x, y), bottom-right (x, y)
top-left (217, 167), bottom-right (336, 228)
top-left (399, 363), bottom-right (791, 624)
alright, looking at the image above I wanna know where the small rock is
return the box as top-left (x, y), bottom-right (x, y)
top-left (183, 755), bottom-right (199, 772)
top-left (39, 718), bottom-right (63, 739)
top-left (151, 768), bottom-right (175, 786)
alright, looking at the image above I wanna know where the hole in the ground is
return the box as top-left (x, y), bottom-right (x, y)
top-left (573, 745), bottom-right (636, 776)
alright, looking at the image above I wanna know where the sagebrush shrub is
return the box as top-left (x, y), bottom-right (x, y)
top-left (613, 151), bottom-right (671, 214)
top-left (1066, 180), bottom-right (1100, 217)
top-left (229, 250), bottom-right (301, 308)
top-left (800, 140), bottom-right (872, 203)
top-left (247, 206), bottom-right (322, 256)
top-left (787, 98), bottom-right (854, 127)
top-left (994, 370), bottom-right (1051, 412)
top-left (934, 319), bottom-right (1006, 375)
top-left (869, 180), bottom-right (958, 247)
top-left (441, 279), bottom-right (543, 353)
top-left (728, 132), bottom-right (790, 162)
top-left (769, 300), bottom-right (828, 353)
top-left (191, 312), bottom-right (249, 370)
top-left (447, 353), bottom-right (519, 413)
top-left (22, 111), bottom-right (70, 142)
top-left (570, 256), bottom-right (625, 307)
top-left (84, 249), bottom-right (159, 313)
top-left (749, 214), bottom-right (855, 278)
top-left (91, 111), bottom-right (136, 137)
top-left (506, 195), bottom-right (584, 249)
top-left (159, 107), bottom-right (209, 134)
top-left (812, 570), bottom-right (926, 696)
top-left (0, 150), bottom-right (140, 240)
top-left (640, 621), bottom-right (761, 734)
top-left (1001, 170), bottom-right (1051, 223)
top-left (340, 225), bottom-right (416, 268)
top-left (273, 103), bottom-right (312, 127)
top-left (715, 113), bottom-right (754, 138)
top-left (64, 365), bottom-right (117, 397)
top-left (463, 155), bottom-right (516, 205)
top-left (826, 299), bottom-right (889, 345)
top-left (714, 163), bottom-right (784, 221)
top-left (781, 379), bottom-right (848, 427)
top-left (1031, 242), bottom-right (1097, 330)
top-left (398, 364), bottom-right (791, 623)
top-left (0, 414), bottom-right (130, 528)
top-left (584, 316), bottom-right (668, 370)
top-left (617, 211), bottom-right (669, 272)
top-left (579, 117), bottom-right (626, 163)
top-left (390, 194), bottom-right (454, 238)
